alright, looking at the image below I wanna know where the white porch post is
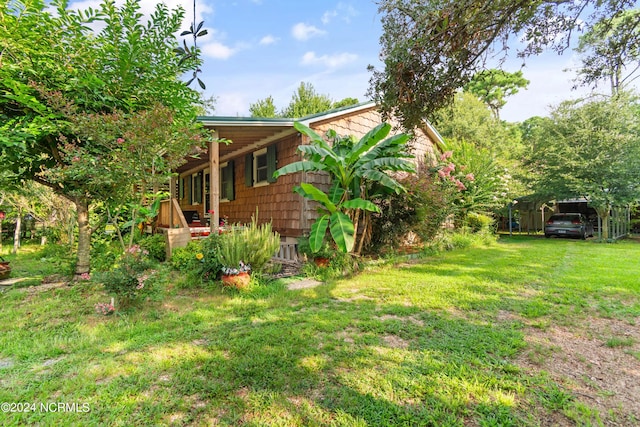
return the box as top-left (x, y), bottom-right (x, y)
top-left (209, 132), bottom-right (220, 232)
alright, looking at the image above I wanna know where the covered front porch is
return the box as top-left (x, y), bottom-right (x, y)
top-left (156, 118), bottom-right (302, 260)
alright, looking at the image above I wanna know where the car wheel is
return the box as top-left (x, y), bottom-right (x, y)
top-left (581, 231), bottom-right (586, 240)
top-left (545, 234), bottom-right (551, 238)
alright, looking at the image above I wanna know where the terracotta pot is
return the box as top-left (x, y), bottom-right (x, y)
top-left (221, 272), bottom-right (251, 289)
top-left (314, 257), bottom-right (330, 267)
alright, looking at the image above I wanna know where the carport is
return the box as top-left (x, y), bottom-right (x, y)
top-left (507, 196), bottom-right (631, 240)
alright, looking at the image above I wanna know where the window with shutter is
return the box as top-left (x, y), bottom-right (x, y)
top-left (246, 145), bottom-right (277, 187)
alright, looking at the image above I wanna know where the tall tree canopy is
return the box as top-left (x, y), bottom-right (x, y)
top-left (523, 93), bottom-right (640, 240)
top-left (464, 70), bottom-right (530, 119)
top-left (249, 82), bottom-right (359, 118)
top-left (573, 9), bottom-right (640, 95)
top-left (0, 0), bottom-right (206, 276)
top-left (369, 0), bottom-right (636, 130)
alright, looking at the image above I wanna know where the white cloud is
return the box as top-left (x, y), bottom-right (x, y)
top-left (259, 35), bottom-right (278, 46)
top-left (216, 93), bottom-right (252, 116)
top-left (201, 41), bottom-right (237, 60)
top-left (321, 10), bottom-right (337, 25)
top-left (291, 23), bottom-right (326, 41)
top-left (301, 51), bottom-right (358, 68)
top-left (321, 3), bottom-right (359, 25)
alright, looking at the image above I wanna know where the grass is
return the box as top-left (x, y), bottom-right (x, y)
top-left (1, 236), bottom-right (639, 426)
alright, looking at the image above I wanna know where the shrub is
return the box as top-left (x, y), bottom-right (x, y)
top-left (95, 245), bottom-right (156, 308)
top-left (466, 212), bottom-right (495, 233)
top-left (90, 236), bottom-right (120, 272)
top-left (369, 164), bottom-right (454, 252)
top-left (170, 236), bottom-right (223, 283)
top-left (139, 234), bottom-right (166, 262)
top-left (218, 215), bottom-right (280, 274)
top-left (171, 241), bottom-right (203, 272)
top-left (242, 216), bottom-right (280, 272)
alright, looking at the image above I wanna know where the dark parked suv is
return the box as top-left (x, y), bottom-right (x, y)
top-left (544, 213), bottom-right (594, 240)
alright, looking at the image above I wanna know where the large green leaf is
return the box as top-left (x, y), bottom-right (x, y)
top-left (273, 160), bottom-right (326, 179)
top-left (363, 157), bottom-right (415, 173)
top-left (341, 198), bottom-right (381, 213)
top-left (295, 182), bottom-right (337, 213)
top-left (294, 121), bottom-right (333, 152)
top-left (361, 169), bottom-right (404, 193)
top-left (309, 215), bottom-right (329, 253)
top-left (327, 182), bottom-right (345, 205)
top-left (358, 133), bottom-right (411, 165)
top-left (348, 122), bottom-right (391, 163)
top-left (329, 211), bottom-right (355, 253)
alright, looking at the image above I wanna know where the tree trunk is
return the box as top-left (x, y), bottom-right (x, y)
top-left (74, 198), bottom-right (91, 277)
top-left (12, 208), bottom-right (22, 254)
top-left (596, 206), bottom-right (611, 241)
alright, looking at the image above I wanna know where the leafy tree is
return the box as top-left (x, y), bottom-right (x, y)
top-left (368, 0), bottom-right (636, 130)
top-left (281, 82), bottom-right (333, 118)
top-left (524, 93), bottom-right (640, 240)
top-left (464, 70), bottom-right (530, 119)
top-left (434, 91), bottom-right (525, 201)
top-left (249, 86), bottom-right (359, 119)
top-left (332, 97), bottom-right (360, 109)
top-left (573, 9), bottom-right (640, 95)
top-left (249, 96), bottom-right (279, 118)
top-left (274, 122), bottom-right (415, 254)
top-left (0, 0), bottom-right (206, 277)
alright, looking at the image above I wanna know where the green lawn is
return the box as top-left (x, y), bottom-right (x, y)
top-left (1, 237), bottom-right (639, 426)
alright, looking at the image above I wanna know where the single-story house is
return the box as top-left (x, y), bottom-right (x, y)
top-left (157, 102), bottom-right (444, 258)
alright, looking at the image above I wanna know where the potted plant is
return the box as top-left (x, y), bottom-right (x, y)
top-left (297, 237), bottom-right (334, 268)
top-left (220, 261), bottom-right (251, 289)
top-left (217, 229), bottom-right (251, 289)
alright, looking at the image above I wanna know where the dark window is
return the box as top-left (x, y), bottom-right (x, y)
top-left (221, 161), bottom-right (235, 201)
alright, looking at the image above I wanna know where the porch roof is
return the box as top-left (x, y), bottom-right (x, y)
top-left (177, 102), bottom-right (378, 173)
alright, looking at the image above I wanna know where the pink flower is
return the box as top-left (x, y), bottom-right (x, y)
top-left (442, 163), bottom-right (455, 174)
top-left (80, 272), bottom-right (91, 281)
top-left (438, 169), bottom-right (447, 178)
top-left (116, 137), bottom-right (125, 144)
top-left (455, 180), bottom-right (466, 191)
top-left (439, 151), bottom-right (453, 161)
top-left (465, 173), bottom-right (475, 182)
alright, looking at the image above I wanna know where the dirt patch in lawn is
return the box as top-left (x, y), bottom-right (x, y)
top-left (515, 315), bottom-right (640, 424)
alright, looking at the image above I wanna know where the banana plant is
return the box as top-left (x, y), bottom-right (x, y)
top-left (274, 121), bottom-right (415, 253)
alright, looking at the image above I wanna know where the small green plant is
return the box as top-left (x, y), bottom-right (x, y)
top-left (171, 241), bottom-right (203, 272)
top-left (170, 236), bottom-right (223, 283)
top-left (218, 229), bottom-right (248, 273)
top-left (241, 213), bottom-right (280, 272)
top-left (466, 212), bottom-right (495, 233)
top-left (139, 234), bottom-right (167, 262)
top-left (605, 336), bottom-right (635, 348)
top-left (95, 245), bottom-right (156, 308)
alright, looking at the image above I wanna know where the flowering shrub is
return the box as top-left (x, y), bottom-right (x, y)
top-left (433, 141), bottom-right (511, 227)
top-left (95, 301), bottom-right (115, 316)
top-left (369, 161), bottom-right (455, 251)
top-left (96, 245), bottom-right (156, 307)
top-left (170, 234), bottom-right (223, 283)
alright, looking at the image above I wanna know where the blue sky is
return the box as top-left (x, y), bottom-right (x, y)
top-left (68, 0), bottom-right (635, 122)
